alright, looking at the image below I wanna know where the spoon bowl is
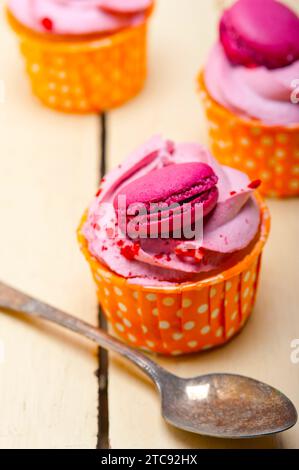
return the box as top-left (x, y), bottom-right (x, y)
top-left (0, 281), bottom-right (297, 439)
top-left (160, 373), bottom-right (297, 439)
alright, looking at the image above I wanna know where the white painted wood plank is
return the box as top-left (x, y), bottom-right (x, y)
top-left (0, 8), bottom-right (99, 449)
top-left (107, 0), bottom-right (299, 449)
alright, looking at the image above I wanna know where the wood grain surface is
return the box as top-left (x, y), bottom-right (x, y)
top-left (0, 0), bottom-right (298, 449)
top-left (0, 6), bottom-right (99, 448)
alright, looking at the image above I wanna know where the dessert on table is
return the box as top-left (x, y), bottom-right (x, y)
top-left (199, 0), bottom-right (299, 198)
top-left (7, 0), bottom-right (154, 113)
top-left (78, 136), bottom-right (270, 356)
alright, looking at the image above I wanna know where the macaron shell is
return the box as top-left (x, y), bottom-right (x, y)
top-left (220, 0), bottom-right (299, 68)
top-left (101, 138), bottom-right (231, 206)
top-left (115, 162), bottom-right (218, 208)
top-left (125, 185), bottom-right (219, 239)
top-left (114, 162), bottom-right (219, 238)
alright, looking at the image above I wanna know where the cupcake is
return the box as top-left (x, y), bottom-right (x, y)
top-left (78, 136), bottom-right (270, 356)
top-left (7, 0), bottom-right (154, 113)
top-left (199, 0), bottom-right (299, 198)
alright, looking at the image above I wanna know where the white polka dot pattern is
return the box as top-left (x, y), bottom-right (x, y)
top-left (182, 298), bottom-right (192, 308)
top-left (211, 308), bottom-right (220, 319)
top-left (146, 293), bottom-right (157, 302)
top-left (201, 326), bottom-right (211, 336)
top-left (163, 297), bottom-right (175, 307)
top-left (118, 302), bottom-right (127, 312)
top-left (92, 255), bottom-right (262, 355)
top-left (184, 321), bottom-right (195, 331)
top-left (198, 304), bottom-right (208, 314)
top-left (173, 333), bottom-right (184, 341)
top-left (159, 321), bottom-right (170, 330)
top-left (199, 73), bottom-right (299, 198)
top-left (19, 20), bottom-right (149, 113)
top-left (114, 286), bottom-right (123, 296)
top-left (98, 259), bottom-right (259, 354)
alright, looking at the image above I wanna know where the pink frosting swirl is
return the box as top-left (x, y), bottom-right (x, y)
top-left (83, 136), bottom-right (261, 286)
top-left (205, 43), bottom-right (299, 126)
top-left (8, 0), bottom-right (153, 35)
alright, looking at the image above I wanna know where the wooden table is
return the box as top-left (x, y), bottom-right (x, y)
top-left (0, 0), bottom-right (298, 449)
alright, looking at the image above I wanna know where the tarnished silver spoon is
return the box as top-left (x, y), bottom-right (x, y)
top-left (0, 281), bottom-right (297, 439)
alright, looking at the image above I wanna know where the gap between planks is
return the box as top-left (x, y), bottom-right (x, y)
top-left (97, 113), bottom-right (110, 449)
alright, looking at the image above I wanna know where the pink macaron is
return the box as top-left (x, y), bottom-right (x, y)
top-left (113, 162), bottom-right (219, 238)
top-left (220, 0), bottom-right (299, 69)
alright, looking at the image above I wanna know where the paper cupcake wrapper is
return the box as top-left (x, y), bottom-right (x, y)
top-left (78, 195), bottom-right (270, 356)
top-left (198, 73), bottom-right (299, 198)
top-left (7, 9), bottom-right (151, 113)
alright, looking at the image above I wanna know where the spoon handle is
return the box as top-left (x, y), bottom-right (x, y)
top-left (0, 281), bottom-right (165, 386)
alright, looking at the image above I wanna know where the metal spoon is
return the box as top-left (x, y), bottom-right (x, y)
top-left (0, 281), bottom-right (297, 439)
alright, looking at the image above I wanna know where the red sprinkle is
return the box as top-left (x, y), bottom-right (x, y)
top-left (106, 227), bottom-right (114, 238)
top-left (230, 191), bottom-right (237, 196)
top-left (175, 247), bottom-right (205, 263)
top-left (166, 140), bottom-right (175, 154)
top-left (154, 253), bottom-right (164, 260)
top-left (95, 188), bottom-right (102, 197)
top-left (248, 179), bottom-right (261, 190)
top-left (194, 249), bottom-right (205, 262)
top-left (117, 240), bottom-right (124, 247)
top-left (120, 243), bottom-right (140, 261)
top-left (175, 247), bottom-right (191, 258)
top-left (41, 17), bottom-right (53, 31)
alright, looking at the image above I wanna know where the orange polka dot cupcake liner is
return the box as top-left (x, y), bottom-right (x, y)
top-left (7, 8), bottom-right (152, 113)
top-left (77, 195), bottom-right (270, 356)
top-left (198, 73), bottom-right (299, 198)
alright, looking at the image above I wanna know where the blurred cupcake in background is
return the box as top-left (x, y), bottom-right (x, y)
top-left (199, 0), bottom-right (299, 197)
top-left (7, 0), bottom-right (154, 113)
top-left (78, 136), bottom-right (270, 356)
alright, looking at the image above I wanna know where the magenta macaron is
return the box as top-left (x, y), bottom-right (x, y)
top-left (220, 0), bottom-right (299, 69)
top-left (114, 162), bottom-right (219, 238)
